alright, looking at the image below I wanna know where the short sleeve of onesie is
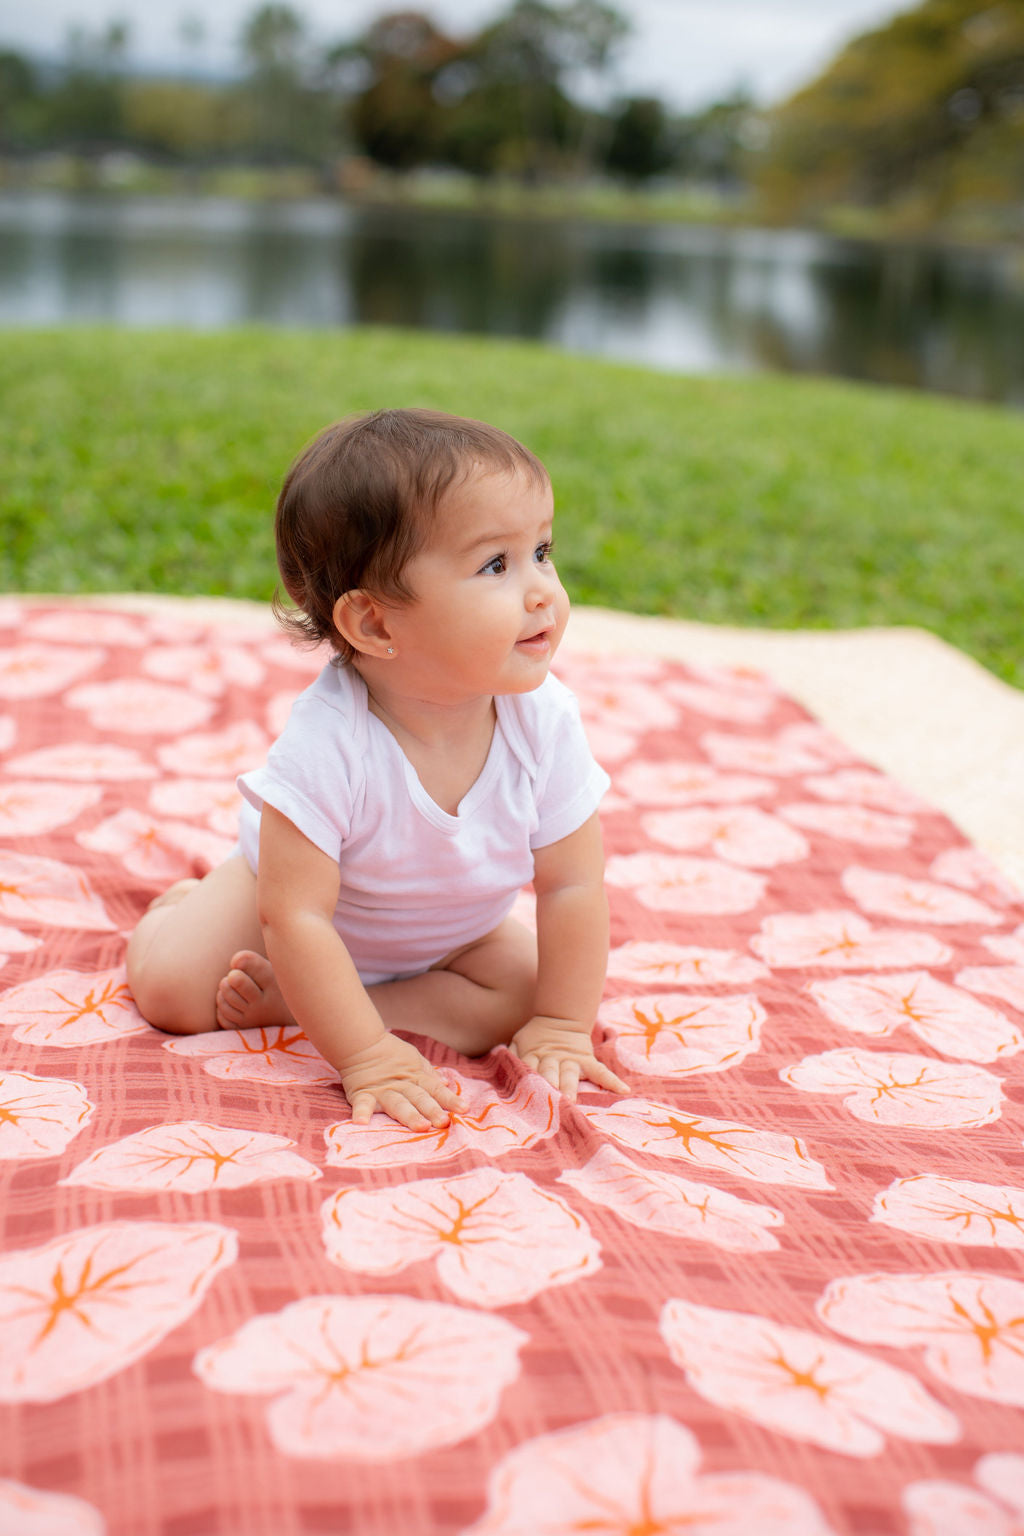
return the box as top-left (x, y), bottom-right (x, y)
top-left (237, 665), bottom-right (361, 863)
top-left (499, 673), bottom-right (610, 849)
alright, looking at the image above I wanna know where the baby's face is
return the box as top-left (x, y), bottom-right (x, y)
top-left (383, 465), bottom-right (569, 703)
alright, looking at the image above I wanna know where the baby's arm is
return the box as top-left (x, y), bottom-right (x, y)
top-left (257, 805), bottom-right (460, 1130)
top-left (508, 812), bottom-right (629, 1101)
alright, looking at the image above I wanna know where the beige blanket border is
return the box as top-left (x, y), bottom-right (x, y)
top-left (45, 595), bottom-right (1024, 893)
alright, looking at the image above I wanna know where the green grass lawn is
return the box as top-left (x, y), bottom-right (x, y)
top-left (3, 326), bottom-right (1022, 686)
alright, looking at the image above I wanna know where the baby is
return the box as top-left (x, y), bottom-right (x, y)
top-left (127, 407), bottom-right (628, 1130)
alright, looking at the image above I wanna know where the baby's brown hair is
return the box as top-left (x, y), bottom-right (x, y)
top-left (274, 407), bottom-right (549, 663)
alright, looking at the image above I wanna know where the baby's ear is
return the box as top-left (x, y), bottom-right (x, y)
top-left (332, 590), bottom-right (395, 659)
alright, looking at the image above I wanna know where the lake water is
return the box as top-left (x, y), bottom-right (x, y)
top-left (1, 190), bottom-right (1022, 405)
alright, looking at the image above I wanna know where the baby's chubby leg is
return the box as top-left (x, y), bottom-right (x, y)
top-left (126, 855), bottom-right (264, 1035)
top-left (374, 917), bottom-right (538, 1056)
top-left (220, 915), bottom-right (537, 1056)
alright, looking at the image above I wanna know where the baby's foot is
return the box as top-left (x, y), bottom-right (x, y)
top-left (215, 951), bottom-right (296, 1030)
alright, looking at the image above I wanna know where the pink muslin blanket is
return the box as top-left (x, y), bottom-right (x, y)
top-left (0, 600), bottom-right (1022, 1536)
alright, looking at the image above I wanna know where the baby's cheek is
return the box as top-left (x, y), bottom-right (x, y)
top-left (556, 585), bottom-right (571, 628)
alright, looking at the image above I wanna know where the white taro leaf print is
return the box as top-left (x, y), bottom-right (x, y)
top-left (558, 1145), bottom-right (784, 1252)
top-left (818, 1270), bottom-right (1024, 1407)
top-left (0, 1072), bottom-right (94, 1160)
top-left (605, 853), bottom-right (766, 914)
top-left (579, 1098), bottom-right (832, 1189)
top-left (194, 1293), bottom-right (527, 1459)
top-left (872, 1175), bottom-right (1024, 1250)
top-left (598, 992), bottom-right (766, 1076)
top-left (320, 1168), bottom-right (600, 1306)
top-left (0, 1221), bottom-right (237, 1402)
top-left (465, 1413), bottom-right (835, 1536)
top-left (61, 1122), bottom-right (321, 1193)
top-left (805, 973), bottom-right (1023, 1062)
top-left (780, 1050), bottom-right (1004, 1129)
top-left (660, 1299), bottom-right (958, 1456)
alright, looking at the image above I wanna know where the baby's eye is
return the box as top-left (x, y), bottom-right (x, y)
top-left (480, 553), bottom-right (507, 575)
top-left (534, 541), bottom-right (554, 564)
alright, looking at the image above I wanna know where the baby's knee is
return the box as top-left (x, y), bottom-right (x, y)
top-left (464, 983), bottom-right (534, 1056)
top-left (126, 951), bottom-right (217, 1036)
top-left (462, 1022), bottom-right (514, 1058)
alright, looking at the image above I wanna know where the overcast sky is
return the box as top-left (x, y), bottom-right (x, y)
top-left (0, 0), bottom-right (907, 110)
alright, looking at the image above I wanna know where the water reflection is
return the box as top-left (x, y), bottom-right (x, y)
top-left (0, 190), bottom-right (1021, 404)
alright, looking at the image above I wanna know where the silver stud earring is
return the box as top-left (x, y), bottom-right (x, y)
top-left (386, 647), bottom-right (395, 656)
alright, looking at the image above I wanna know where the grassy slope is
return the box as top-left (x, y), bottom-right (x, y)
top-left (3, 326), bottom-right (1022, 685)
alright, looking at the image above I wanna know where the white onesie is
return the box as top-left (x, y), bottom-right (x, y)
top-left (237, 663), bottom-right (609, 985)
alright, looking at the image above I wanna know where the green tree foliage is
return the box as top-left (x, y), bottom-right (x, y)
top-left (604, 96), bottom-right (675, 181)
top-left (43, 21), bottom-right (131, 149)
top-left (756, 0), bottom-right (1024, 229)
top-left (122, 81), bottom-right (249, 162)
top-left (676, 91), bottom-right (758, 190)
top-left (344, 11), bottom-right (459, 170)
top-left (2, 0), bottom-right (756, 193)
top-left (237, 3), bottom-right (331, 162)
top-left (443, 1), bottom-right (579, 177)
top-left (443, 0), bottom-right (630, 177)
top-left (336, 0), bottom-right (631, 179)
top-left (553, 1), bottom-right (631, 172)
top-left (4, 0), bottom-right (1023, 232)
top-left (0, 50), bottom-right (40, 149)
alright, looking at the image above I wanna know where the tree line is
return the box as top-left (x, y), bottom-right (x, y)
top-left (758, 0), bottom-right (1024, 232)
top-left (0, 2), bottom-right (754, 189)
top-left (1, 0), bottom-right (1020, 234)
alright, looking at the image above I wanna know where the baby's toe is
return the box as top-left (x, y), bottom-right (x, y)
top-left (228, 950), bottom-right (274, 987)
top-left (216, 951), bottom-right (292, 1029)
top-left (215, 975), bottom-right (251, 1027)
top-left (226, 967), bottom-right (262, 1004)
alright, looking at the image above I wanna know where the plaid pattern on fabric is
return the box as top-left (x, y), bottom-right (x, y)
top-left (1, 601), bottom-right (1022, 1536)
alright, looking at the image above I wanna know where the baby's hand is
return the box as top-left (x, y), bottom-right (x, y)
top-left (508, 1015), bottom-right (630, 1102)
top-left (339, 1032), bottom-right (461, 1132)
